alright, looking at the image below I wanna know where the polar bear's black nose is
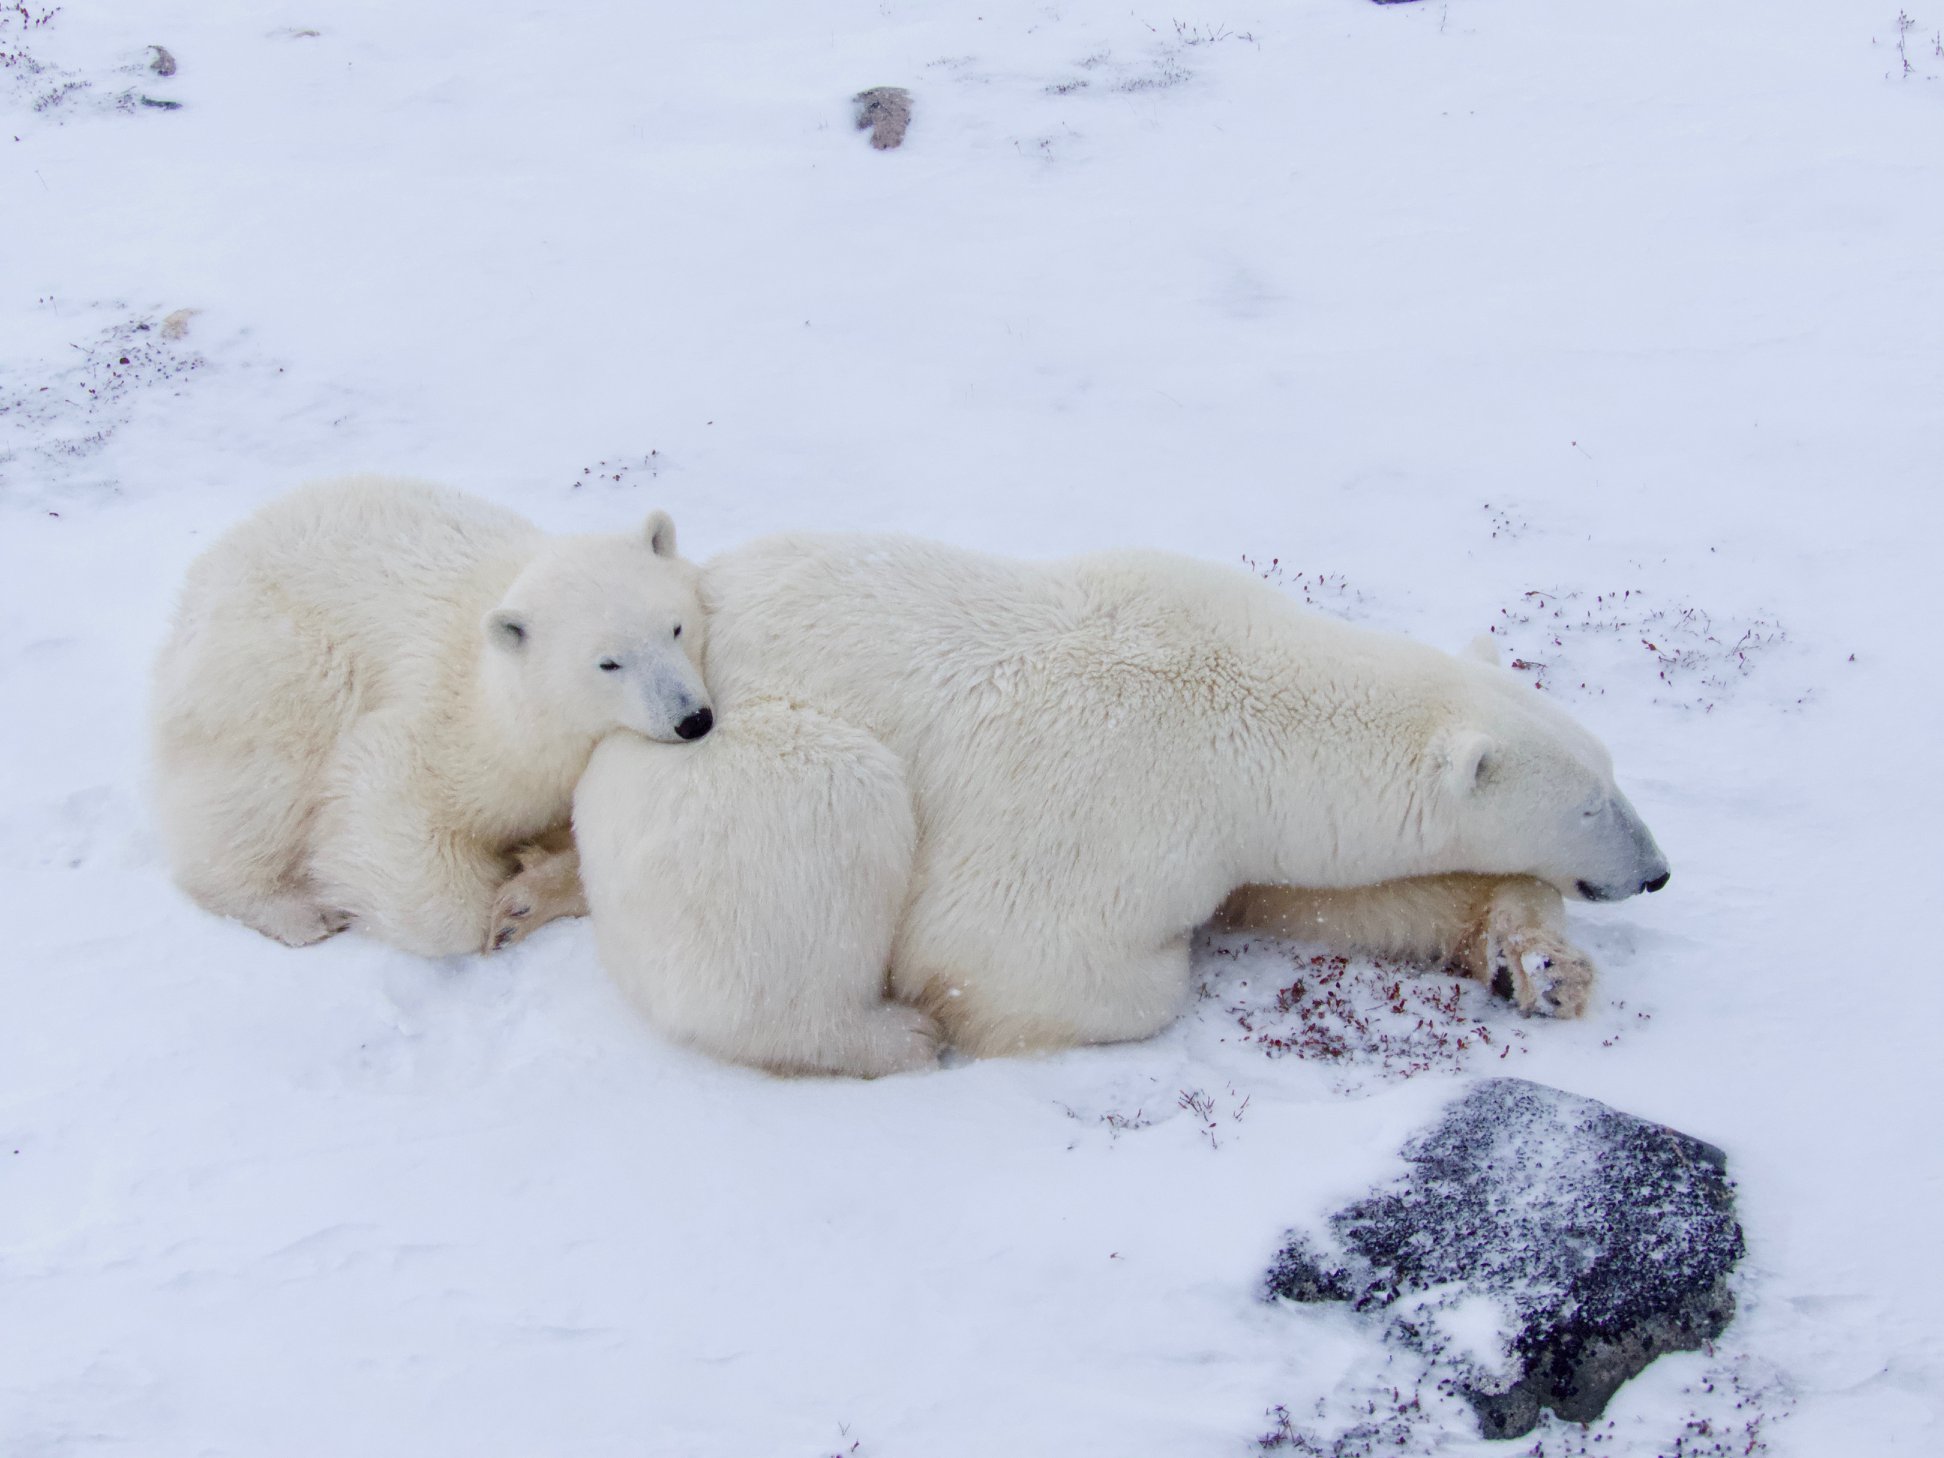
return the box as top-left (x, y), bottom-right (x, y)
top-left (676, 706), bottom-right (714, 741)
top-left (1642, 871), bottom-right (1670, 893)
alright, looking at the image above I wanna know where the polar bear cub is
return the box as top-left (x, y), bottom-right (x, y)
top-left (575, 701), bottom-right (941, 1077)
top-left (151, 475), bottom-right (712, 956)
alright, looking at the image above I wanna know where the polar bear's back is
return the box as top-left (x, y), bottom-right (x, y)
top-left (701, 534), bottom-right (1087, 747)
top-left (173, 477), bottom-right (539, 674)
top-left (152, 476), bottom-right (542, 798)
top-left (160, 477), bottom-right (541, 716)
top-left (699, 531), bottom-right (1424, 776)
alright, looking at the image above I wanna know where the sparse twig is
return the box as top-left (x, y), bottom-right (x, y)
top-left (1173, 19), bottom-right (1232, 46)
top-left (1894, 9), bottom-right (1919, 77)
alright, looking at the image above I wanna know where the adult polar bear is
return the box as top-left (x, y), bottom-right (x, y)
top-left (564, 535), bottom-right (1669, 1076)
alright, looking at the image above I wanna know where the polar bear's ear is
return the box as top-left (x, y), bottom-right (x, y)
top-left (1441, 730), bottom-right (1497, 795)
top-left (1463, 634), bottom-right (1503, 668)
top-left (486, 609), bottom-right (529, 653)
top-left (643, 511), bottom-right (677, 558)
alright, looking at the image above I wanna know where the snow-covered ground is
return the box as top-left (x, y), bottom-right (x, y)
top-left (3, 1), bottom-right (1940, 1453)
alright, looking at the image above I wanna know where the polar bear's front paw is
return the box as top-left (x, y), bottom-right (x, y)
top-left (487, 883), bottom-right (536, 951)
top-left (1485, 930), bottom-right (1596, 1019)
top-left (486, 844), bottom-right (588, 952)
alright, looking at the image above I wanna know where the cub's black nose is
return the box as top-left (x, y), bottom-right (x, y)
top-left (675, 706), bottom-right (714, 741)
top-left (1643, 871), bottom-right (1670, 893)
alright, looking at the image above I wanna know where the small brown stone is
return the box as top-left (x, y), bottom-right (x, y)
top-left (852, 86), bottom-right (913, 150)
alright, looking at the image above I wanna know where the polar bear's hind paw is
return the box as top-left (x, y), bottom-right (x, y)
top-left (249, 895), bottom-right (352, 948)
top-left (849, 1004), bottom-right (944, 1077)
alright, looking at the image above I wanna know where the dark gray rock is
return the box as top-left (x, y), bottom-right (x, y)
top-left (1265, 1078), bottom-right (1744, 1439)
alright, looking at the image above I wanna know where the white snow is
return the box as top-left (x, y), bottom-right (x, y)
top-left (3, 1), bottom-right (1940, 1454)
top-left (1405, 1287), bottom-right (1521, 1390)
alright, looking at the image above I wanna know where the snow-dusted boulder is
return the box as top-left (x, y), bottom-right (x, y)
top-left (1264, 1078), bottom-right (1743, 1439)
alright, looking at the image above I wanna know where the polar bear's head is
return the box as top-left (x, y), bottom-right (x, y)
top-left (1429, 647), bottom-right (1669, 903)
top-left (483, 511), bottom-right (713, 744)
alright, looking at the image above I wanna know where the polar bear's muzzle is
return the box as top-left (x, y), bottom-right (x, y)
top-left (628, 657), bottom-right (714, 744)
top-left (1576, 870), bottom-right (1670, 902)
top-left (1570, 794), bottom-right (1670, 902)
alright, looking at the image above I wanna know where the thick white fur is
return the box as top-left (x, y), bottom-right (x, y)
top-left (151, 475), bottom-right (709, 955)
top-left (573, 534), bottom-right (1666, 1063)
top-left (576, 702), bottom-right (939, 1075)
